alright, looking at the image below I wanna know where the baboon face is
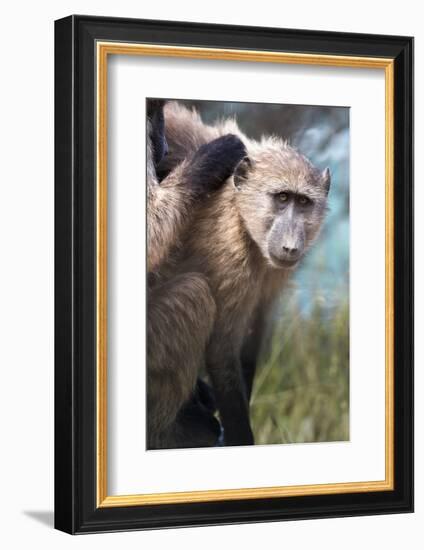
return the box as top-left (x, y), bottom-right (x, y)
top-left (234, 145), bottom-right (331, 269)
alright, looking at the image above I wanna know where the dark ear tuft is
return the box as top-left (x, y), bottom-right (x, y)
top-left (322, 167), bottom-right (331, 195)
top-left (234, 157), bottom-right (253, 189)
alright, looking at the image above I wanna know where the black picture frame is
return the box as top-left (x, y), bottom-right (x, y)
top-left (55, 14), bottom-right (414, 534)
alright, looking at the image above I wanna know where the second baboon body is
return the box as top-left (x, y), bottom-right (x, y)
top-left (147, 117), bottom-right (215, 448)
top-left (146, 101), bottom-right (247, 448)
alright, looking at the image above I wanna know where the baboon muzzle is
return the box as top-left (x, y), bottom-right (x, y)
top-left (268, 212), bottom-right (305, 266)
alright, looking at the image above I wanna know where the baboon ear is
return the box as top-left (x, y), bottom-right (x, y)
top-left (321, 167), bottom-right (331, 195)
top-left (233, 156), bottom-right (253, 189)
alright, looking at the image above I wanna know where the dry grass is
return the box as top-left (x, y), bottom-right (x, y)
top-left (250, 292), bottom-right (349, 445)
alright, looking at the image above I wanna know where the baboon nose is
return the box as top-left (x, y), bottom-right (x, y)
top-left (282, 246), bottom-right (298, 256)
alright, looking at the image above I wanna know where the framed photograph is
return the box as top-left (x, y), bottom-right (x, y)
top-left (54, 15), bottom-right (413, 534)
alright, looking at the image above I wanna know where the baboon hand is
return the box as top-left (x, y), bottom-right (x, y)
top-left (187, 134), bottom-right (247, 196)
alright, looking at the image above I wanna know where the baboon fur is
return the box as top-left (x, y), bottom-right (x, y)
top-left (146, 100), bottom-right (246, 448)
top-left (157, 101), bottom-right (331, 446)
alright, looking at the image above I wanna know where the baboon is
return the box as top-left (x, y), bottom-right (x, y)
top-left (158, 101), bottom-right (331, 446)
top-left (146, 99), bottom-right (246, 448)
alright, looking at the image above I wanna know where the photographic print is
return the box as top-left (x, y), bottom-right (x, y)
top-left (55, 16), bottom-right (413, 533)
top-left (147, 98), bottom-right (349, 450)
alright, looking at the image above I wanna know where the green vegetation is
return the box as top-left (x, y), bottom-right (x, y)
top-left (250, 292), bottom-right (349, 445)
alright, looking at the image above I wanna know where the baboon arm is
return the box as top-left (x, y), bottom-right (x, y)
top-left (148, 134), bottom-right (247, 272)
top-left (147, 162), bottom-right (192, 272)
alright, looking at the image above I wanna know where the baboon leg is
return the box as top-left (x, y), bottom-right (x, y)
top-left (147, 273), bottom-right (216, 449)
top-left (206, 341), bottom-right (254, 447)
top-left (241, 306), bottom-right (267, 402)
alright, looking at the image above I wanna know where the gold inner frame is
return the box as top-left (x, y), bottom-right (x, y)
top-left (96, 42), bottom-right (395, 508)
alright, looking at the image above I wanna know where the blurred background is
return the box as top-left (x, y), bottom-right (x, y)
top-left (176, 99), bottom-right (350, 445)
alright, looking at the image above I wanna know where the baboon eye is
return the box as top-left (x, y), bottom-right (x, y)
top-left (277, 192), bottom-right (289, 202)
top-left (298, 196), bottom-right (311, 205)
